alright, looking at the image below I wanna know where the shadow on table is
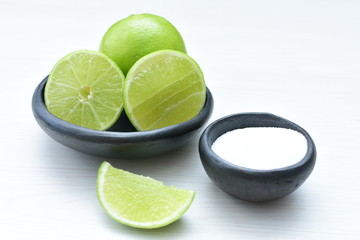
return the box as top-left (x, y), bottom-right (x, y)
top-left (205, 180), bottom-right (311, 233)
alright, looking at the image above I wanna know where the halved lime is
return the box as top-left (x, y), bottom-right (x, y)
top-left (97, 161), bottom-right (195, 229)
top-left (44, 50), bottom-right (125, 130)
top-left (123, 50), bottom-right (206, 131)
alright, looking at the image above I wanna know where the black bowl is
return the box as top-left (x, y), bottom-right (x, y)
top-left (199, 113), bottom-right (316, 202)
top-left (32, 77), bottom-right (214, 159)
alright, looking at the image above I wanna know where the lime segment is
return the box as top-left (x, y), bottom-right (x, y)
top-left (96, 161), bottom-right (195, 229)
top-left (44, 50), bottom-right (125, 130)
top-left (123, 50), bottom-right (206, 131)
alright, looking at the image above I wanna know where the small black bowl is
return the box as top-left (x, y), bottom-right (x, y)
top-left (199, 113), bottom-right (316, 202)
top-left (32, 77), bottom-right (214, 159)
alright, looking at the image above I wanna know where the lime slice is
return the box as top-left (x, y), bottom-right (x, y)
top-left (97, 161), bottom-right (195, 229)
top-left (123, 50), bottom-right (206, 131)
top-left (44, 50), bottom-right (125, 130)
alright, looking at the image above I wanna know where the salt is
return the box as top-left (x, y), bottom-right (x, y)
top-left (211, 127), bottom-right (307, 170)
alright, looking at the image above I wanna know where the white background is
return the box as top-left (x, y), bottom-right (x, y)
top-left (1, 0), bottom-right (360, 239)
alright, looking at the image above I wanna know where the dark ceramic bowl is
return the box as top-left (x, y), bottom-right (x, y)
top-left (32, 77), bottom-right (214, 159)
top-left (199, 113), bottom-right (316, 202)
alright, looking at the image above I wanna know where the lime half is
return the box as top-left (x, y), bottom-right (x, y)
top-left (123, 50), bottom-right (206, 131)
top-left (97, 161), bottom-right (195, 229)
top-left (44, 50), bottom-right (125, 130)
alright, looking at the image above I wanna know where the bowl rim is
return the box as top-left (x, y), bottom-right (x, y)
top-left (199, 112), bottom-right (317, 174)
top-left (32, 76), bottom-right (214, 143)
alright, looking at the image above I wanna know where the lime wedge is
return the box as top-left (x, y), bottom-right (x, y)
top-left (123, 50), bottom-right (206, 131)
top-left (44, 50), bottom-right (125, 130)
top-left (97, 161), bottom-right (195, 229)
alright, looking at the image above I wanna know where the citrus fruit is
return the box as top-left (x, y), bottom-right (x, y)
top-left (123, 49), bottom-right (206, 131)
top-left (99, 13), bottom-right (186, 75)
top-left (44, 50), bottom-right (125, 130)
top-left (96, 161), bottom-right (195, 229)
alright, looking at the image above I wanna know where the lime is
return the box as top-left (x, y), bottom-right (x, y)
top-left (97, 161), bottom-right (195, 229)
top-left (44, 50), bottom-right (125, 130)
top-left (123, 49), bottom-right (206, 131)
top-left (99, 13), bottom-right (186, 75)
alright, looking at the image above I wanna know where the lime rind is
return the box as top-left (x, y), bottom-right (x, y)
top-left (123, 49), bottom-right (206, 131)
top-left (99, 13), bottom-right (187, 75)
top-left (96, 161), bottom-right (195, 229)
top-left (45, 50), bottom-right (125, 130)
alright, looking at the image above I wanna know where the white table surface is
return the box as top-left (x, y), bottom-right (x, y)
top-left (1, 0), bottom-right (360, 239)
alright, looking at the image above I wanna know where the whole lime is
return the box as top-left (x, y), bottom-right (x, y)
top-left (99, 13), bottom-right (187, 75)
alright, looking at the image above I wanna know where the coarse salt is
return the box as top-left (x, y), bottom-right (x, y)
top-left (211, 127), bottom-right (307, 170)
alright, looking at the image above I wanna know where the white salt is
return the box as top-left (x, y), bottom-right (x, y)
top-left (211, 127), bottom-right (307, 170)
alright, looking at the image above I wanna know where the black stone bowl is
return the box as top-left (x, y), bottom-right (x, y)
top-left (199, 113), bottom-right (316, 202)
top-left (32, 77), bottom-right (214, 159)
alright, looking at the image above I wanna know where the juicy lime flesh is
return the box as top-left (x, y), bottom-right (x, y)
top-left (97, 162), bottom-right (195, 229)
top-left (124, 50), bottom-right (206, 131)
top-left (44, 50), bottom-right (125, 130)
top-left (99, 13), bottom-right (186, 75)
